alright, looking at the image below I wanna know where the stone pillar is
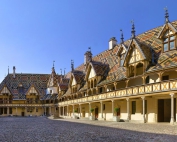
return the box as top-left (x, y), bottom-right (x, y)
top-left (35, 107), bottom-right (36, 116)
top-left (44, 107), bottom-right (46, 115)
top-left (73, 105), bottom-right (75, 118)
top-left (100, 101), bottom-right (103, 118)
top-left (170, 93), bottom-right (175, 124)
top-left (79, 104), bottom-right (82, 118)
top-left (16, 107), bottom-right (17, 116)
top-left (7, 107), bottom-right (9, 116)
top-left (58, 106), bottom-right (60, 117)
top-left (63, 106), bottom-right (65, 116)
top-left (126, 98), bottom-right (130, 121)
top-left (89, 103), bottom-right (91, 117)
top-left (49, 107), bottom-right (51, 115)
top-left (112, 100), bottom-right (114, 117)
top-left (141, 96), bottom-right (146, 123)
top-left (67, 105), bottom-right (68, 117)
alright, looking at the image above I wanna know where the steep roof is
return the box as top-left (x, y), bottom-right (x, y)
top-left (0, 74), bottom-right (50, 100)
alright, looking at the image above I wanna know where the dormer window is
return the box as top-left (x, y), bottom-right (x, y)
top-left (163, 30), bottom-right (176, 52)
top-left (120, 53), bottom-right (125, 66)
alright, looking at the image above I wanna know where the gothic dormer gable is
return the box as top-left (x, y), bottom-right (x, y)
top-left (117, 44), bottom-right (127, 67)
top-left (47, 67), bottom-right (58, 87)
top-left (157, 24), bottom-right (177, 52)
top-left (0, 85), bottom-right (11, 95)
top-left (123, 39), bottom-right (146, 66)
top-left (85, 63), bottom-right (96, 80)
top-left (26, 85), bottom-right (39, 95)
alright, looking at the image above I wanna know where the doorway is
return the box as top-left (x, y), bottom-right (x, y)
top-left (95, 107), bottom-right (98, 120)
top-left (21, 112), bottom-right (25, 116)
top-left (158, 99), bottom-right (176, 122)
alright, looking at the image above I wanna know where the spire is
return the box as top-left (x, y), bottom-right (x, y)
top-left (64, 68), bottom-right (66, 76)
top-left (120, 29), bottom-right (124, 44)
top-left (8, 66), bottom-right (9, 75)
top-left (71, 60), bottom-right (74, 72)
top-left (164, 7), bottom-right (169, 23)
top-left (52, 61), bottom-right (55, 72)
top-left (60, 69), bottom-right (62, 75)
top-left (131, 20), bottom-right (136, 39)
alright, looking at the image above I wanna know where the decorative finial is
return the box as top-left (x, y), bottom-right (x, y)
top-left (164, 7), bottom-right (169, 23)
top-left (71, 60), bottom-right (74, 72)
top-left (64, 68), bottom-right (66, 76)
top-left (8, 66), bottom-right (9, 74)
top-left (53, 60), bottom-right (55, 68)
top-left (131, 20), bottom-right (135, 39)
top-left (60, 69), bottom-right (62, 75)
top-left (120, 29), bottom-right (124, 44)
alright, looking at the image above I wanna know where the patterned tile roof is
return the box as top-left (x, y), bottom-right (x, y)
top-left (64, 20), bottom-right (177, 89)
top-left (0, 74), bottom-right (50, 100)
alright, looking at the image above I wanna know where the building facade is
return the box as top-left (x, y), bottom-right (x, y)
top-left (58, 11), bottom-right (177, 124)
top-left (0, 10), bottom-right (177, 124)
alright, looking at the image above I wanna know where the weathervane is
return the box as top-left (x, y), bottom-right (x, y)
top-left (164, 7), bottom-right (169, 23)
top-left (120, 29), bottom-right (124, 44)
top-left (131, 20), bottom-right (135, 39)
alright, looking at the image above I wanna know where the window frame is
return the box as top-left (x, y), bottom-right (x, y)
top-left (163, 30), bottom-right (176, 52)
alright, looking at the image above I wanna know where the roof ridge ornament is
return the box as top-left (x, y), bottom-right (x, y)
top-left (71, 60), bottom-right (74, 72)
top-left (131, 20), bottom-right (136, 39)
top-left (8, 66), bottom-right (9, 75)
top-left (164, 7), bottom-right (169, 24)
top-left (60, 69), bottom-right (62, 75)
top-left (64, 68), bottom-right (66, 76)
top-left (120, 29), bottom-right (124, 44)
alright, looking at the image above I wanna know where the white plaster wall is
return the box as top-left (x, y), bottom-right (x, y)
top-left (46, 87), bottom-right (58, 94)
top-left (89, 68), bottom-right (96, 79)
top-left (149, 74), bottom-right (160, 83)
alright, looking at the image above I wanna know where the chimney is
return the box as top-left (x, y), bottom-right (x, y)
top-left (13, 66), bottom-right (16, 78)
top-left (109, 37), bottom-right (117, 50)
top-left (84, 47), bottom-right (92, 66)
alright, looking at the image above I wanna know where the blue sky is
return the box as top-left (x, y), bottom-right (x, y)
top-left (0, 0), bottom-right (176, 82)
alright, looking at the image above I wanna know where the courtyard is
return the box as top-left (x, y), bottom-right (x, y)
top-left (0, 117), bottom-right (176, 142)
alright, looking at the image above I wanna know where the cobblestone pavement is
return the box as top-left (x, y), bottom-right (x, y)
top-left (0, 117), bottom-right (176, 142)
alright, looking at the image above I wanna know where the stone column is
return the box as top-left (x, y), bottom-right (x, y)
top-left (35, 107), bottom-right (36, 116)
top-left (141, 96), bottom-right (146, 123)
top-left (100, 101), bottom-right (103, 118)
top-left (58, 106), bottom-right (60, 117)
top-left (79, 104), bottom-right (82, 118)
top-left (44, 107), bottom-right (46, 115)
top-left (126, 98), bottom-right (130, 121)
top-left (49, 107), bottom-right (51, 115)
top-left (63, 106), bottom-right (65, 116)
top-left (73, 105), bottom-right (75, 118)
top-left (16, 107), bottom-right (17, 116)
top-left (67, 105), bottom-right (68, 117)
top-left (112, 100), bottom-right (114, 117)
top-left (7, 107), bottom-right (9, 116)
top-left (170, 93), bottom-right (175, 124)
top-left (89, 103), bottom-right (91, 117)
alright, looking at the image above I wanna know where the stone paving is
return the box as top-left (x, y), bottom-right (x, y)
top-left (0, 117), bottom-right (176, 142)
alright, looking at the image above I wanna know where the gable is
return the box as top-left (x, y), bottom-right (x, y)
top-left (129, 47), bottom-right (142, 64)
top-left (26, 86), bottom-right (38, 95)
top-left (157, 23), bottom-right (177, 39)
top-left (88, 67), bottom-right (96, 79)
top-left (0, 86), bottom-right (11, 95)
top-left (71, 77), bottom-right (77, 86)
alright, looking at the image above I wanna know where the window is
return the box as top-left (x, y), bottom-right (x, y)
top-left (163, 30), bottom-right (175, 51)
top-left (99, 87), bottom-right (103, 93)
top-left (162, 75), bottom-right (169, 81)
top-left (50, 90), bottom-right (52, 94)
top-left (146, 76), bottom-right (149, 84)
top-left (36, 108), bottom-right (38, 112)
top-left (132, 101), bottom-right (136, 114)
top-left (120, 53), bottom-right (125, 66)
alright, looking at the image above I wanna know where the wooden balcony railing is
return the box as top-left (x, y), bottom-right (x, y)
top-left (59, 79), bottom-right (177, 106)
